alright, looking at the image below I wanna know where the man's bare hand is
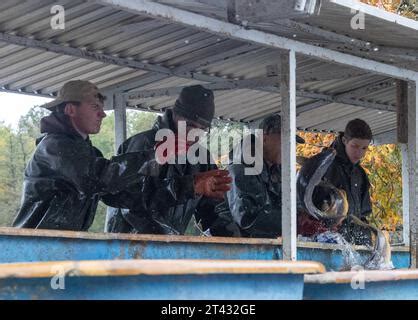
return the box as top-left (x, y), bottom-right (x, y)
top-left (194, 169), bottom-right (232, 199)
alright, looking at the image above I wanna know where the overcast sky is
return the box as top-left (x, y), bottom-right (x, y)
top-left (0, 92), bottom-right (52, 128)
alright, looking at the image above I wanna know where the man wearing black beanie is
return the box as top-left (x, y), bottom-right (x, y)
top-left (106, 85), bottom-right (232, 235)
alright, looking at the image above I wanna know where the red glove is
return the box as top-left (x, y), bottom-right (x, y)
top-left (194, 170), bottom-right (232, 199)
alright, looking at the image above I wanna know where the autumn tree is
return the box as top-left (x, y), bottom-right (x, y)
top-left (361, 0), bottom-right (418, 19)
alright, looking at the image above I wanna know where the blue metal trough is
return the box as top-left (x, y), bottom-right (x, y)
top-left (304, 269), bottom-right (418, 300)
top-left (0, 228), bottom-right (413, 300)
top-left (0, 259), bottom-right (324, 300)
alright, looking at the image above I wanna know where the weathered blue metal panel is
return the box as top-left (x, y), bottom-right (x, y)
top-left (0, 230), bottom-right (414, 300)
top-left (296, 246), bottom-right (410, 270)
top-left (304, 280), bottom-right (418, 300)
top-left (0, 274), bottom-right (304, 300)
top-left (0, 236), bottom-right (277, 261)
top-left (0, 235), bottom-right (410, 270)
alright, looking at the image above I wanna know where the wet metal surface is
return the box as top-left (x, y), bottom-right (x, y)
top-left (0, 230), bottom-right (410, 270)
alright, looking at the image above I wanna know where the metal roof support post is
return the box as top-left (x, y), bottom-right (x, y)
top-left (397, 80), bottom-right (410, 247)
top-left (281, 49), bottom-right (297, 261)
top-left (408, 81), bottom-right (418, 267)
top-left (114, 93), bottom-right (127, 154)
top-left (401, 144), bottom-right (410, 247)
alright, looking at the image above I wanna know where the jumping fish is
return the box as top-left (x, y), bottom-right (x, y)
top-left (297, 148), bottom-right (348, 222)
top-left (297, 148), bottom-right (393, 270)
top-left (349, 215), bottom-right (393, 270)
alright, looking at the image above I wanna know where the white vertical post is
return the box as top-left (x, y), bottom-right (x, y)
top-left (281, 49), bottom-right (297, 261)
top-left (114, 93), bottom-right (127, 154)
top-left (408, 81), bottom-right (418, 268)
top-left (401, 144), bottom-right (410, 247)
top-left (397, 80), bottom-right (410, 247)
top-left (103, 90), bottom-right (114, 111)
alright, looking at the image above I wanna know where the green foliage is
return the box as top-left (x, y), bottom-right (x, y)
top-left (89, 202), bottom-right (108, 233)
top-left (17, 107), bottom-right (50, 140)
top-left (200, 119), bottom-right (247, 168)
top-left (362, 144), bottom-right (403, 233)
top-left (127, 110), bottom-right (158, 139)
top-left (90, 111), bottom-right (115, 159)
top-left (0, 107), bottom-right (50, 226)
top-left (362, 0), bottom-right (418, 19)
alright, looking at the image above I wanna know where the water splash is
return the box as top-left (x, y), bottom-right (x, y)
top-left (313, 231), bottom-right (394, 271)
top-left (314, 231), bottom-right (363, 270)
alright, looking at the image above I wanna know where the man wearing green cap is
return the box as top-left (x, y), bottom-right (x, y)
top-left (12, 80), bottom-right (153, 231)
top-left (106, 85), bottom-right (232, 235)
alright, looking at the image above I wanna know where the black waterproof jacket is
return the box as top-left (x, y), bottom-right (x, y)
top-left (323, 133), bottom-right (373, 244)
top-left (13, 112), bottom-right (145, 231)
top-left (324, 134), bottom-right (372, 218)
top-left (105, 109), bottom-right (220, 235)
top-left (210, 135), bottom-right (282, 238)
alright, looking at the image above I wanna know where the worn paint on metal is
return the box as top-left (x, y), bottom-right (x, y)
top-left (304, 281), bottom-right (418, 300)
top-left (304, 268), bottom-right (418, 299)
top-left (0, 232), bottom-right (410, 270)
top-left (0, 259), bottom-right (325, 278)
top-left (0, 274), bottom-right (304, 300)
top-left (0, 228), bottom-right (413, 300)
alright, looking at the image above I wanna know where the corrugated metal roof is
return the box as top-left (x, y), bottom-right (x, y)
top-left (0, 0), bottom-right (416, 141)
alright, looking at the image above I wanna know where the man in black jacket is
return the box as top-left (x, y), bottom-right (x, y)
top-left (211, 114), bottom-right (305, 238)
top-left (298, 118), bottom-right (373, 245)
top-left (324, 119), bottom-right (373, 245)
top-left (105, 85), bottom-right (232, 235)
top-left (13, 80), bottom-right (147, 230)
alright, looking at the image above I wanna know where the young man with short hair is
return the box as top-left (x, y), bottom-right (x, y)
top-left (14, 80), bottom-right (147, 230)
top-left (298, 118), bottom-right (374, 245)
